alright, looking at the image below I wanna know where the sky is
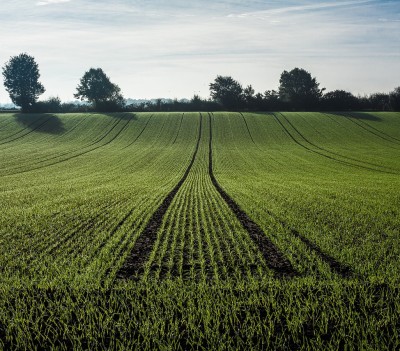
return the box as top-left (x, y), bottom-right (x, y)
top-left (0, 0), bottom-right (399, 103)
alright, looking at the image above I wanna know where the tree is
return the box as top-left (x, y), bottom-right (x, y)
top-left (278, 68), bottom-right (324, 110)
top-left (263, 90), bottom-right (280, 110)
top-left (190, 94), bottom-right (203, 111)
top-left (209, 76), bottom-right (243, 110)
top-left (74, 68), bottom-right (124, 111)
top-left (369, 93), bottom-right (391, 111)
top-left (243, 85), bottom-right (255, 109)
top-left (389, 87), bottom-right (400, 111)
top-left (322, 90), bottom-right (358, 111)
top-left (2, 53), bottom-right (45, 112)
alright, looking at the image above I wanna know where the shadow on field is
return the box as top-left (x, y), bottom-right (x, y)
top-left (95, 112), bottom-right (138, 121)
top-left (14, 113), bottom-right (66, 134)
top-left (334, 112), bottom-right (382, 121)
top-left (250, 111), bottom-right (382, 122)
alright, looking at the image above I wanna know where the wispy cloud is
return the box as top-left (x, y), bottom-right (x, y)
top-left (379, 18), bottom-right (400, 22)
top-left (227, 0), bottom-right (375, 18)
top-left (36, 0), bottom-right (71, 6)
top-left (0, 0), bottom-right (399, 102)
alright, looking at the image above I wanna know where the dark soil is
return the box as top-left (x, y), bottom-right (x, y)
top-left (208, 113), bottom-right (298, 278)
top-left (294, 229), bottom-right (352, 277)
top-left (280, 222), bottom-right (352, 278)
top-left (117, 114), bottom-right (203, 279)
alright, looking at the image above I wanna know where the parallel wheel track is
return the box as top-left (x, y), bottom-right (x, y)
top-left (208, 113), bottom-right (298, 278)
top-left (273, 113), bottom-right (397, 175)
top-left (117, 113), bottom-right (203, 279)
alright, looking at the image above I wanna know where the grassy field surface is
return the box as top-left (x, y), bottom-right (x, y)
top-left (0, 111), bottom-right (399, 350)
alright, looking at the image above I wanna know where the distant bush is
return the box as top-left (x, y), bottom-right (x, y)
top-left (390, 87), bottom-right (400, 111)
top-left (321, 90), bottom-right (359, 111)
top-left (32, 97), bottom-right (62, 113)
top-left (60, 102), bottom-right (92, 113)
top-left (124, 96), bottom-right (221, 112)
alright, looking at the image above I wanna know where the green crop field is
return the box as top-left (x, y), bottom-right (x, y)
top-left (0, 111), bottom-right (399, 350)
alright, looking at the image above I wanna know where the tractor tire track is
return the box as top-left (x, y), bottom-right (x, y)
top-left (273, 113), bottom-right (397, 175)
top-left (172, 113), bottom-right (185, 144)
top-left (208, 113), bottom-right (298, 278)
top-left (344, 113), bottom-right (400, 146)
top-left (289, 113), bottom-right (399, 172)
top-left (264, 210), bottom-right (353, 278)
top-left (117, 113), bottom-right (203, 279)
top-left (238, 113), bottom-right (286, 168)
top-left (0, 115), bottom-right (48, 142)
top-left (153, 116), bottom-right (168, 143)
top-left (0, 117), bottom-right (19, 131)
top-left (0, 115), bottom-right (54, 145)
top-left (1, 116), bottom-right (120, 172)
top-left (57, 114), bottom-right (92, 138)
top-left (3, 117), bottom-right (131, 176)
top-left (239, 112), bottom-right (259, 148)
top-left (122, 114), bottom-right (154, 149)
top-left (357, 118), bottom-right (400, 143)
top-left (102, 204), bottom-right (156, 281)
top-left (211, 113), bottom-right (353, 278)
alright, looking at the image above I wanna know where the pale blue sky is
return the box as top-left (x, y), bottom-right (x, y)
top-left (0, 0), bottom-right (399, 102)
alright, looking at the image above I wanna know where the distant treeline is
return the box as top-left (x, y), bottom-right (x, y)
top-left (31, 87), bottom-right (399, 113)
top-left (2, 53), bottom-right (399, 112)
top-left (125, 86), bottom-right (399, 113)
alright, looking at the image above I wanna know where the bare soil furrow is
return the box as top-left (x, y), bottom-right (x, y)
top-left (264, 209), bottom-right (353, 277)
top-left (208, 113), bottom-right (298, 278)
top-left (117, 113), bottom-right (202, 279)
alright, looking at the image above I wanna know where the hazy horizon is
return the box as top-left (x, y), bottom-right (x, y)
top-left (1, 0), bottom-right (399, 104)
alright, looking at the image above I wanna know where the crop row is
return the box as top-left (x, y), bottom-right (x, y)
top-left (0, 112), bottom-right (399, 285)
top-left (116, 112), bottom-right (364, 282)
top-left (212, 112), bottom-right (400, 281)
top-left (0, 113), bottom-right (200, 286)
top-left (0, 111), bottom-right (399, 350)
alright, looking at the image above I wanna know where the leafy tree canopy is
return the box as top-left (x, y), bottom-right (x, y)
top-left (279, 68), bottom-right (325, 110)
top-left (209, 76), bottom-right (243, 110)
top-left (2, 53), bottom-right (45, 112)
top-left (389, 87), bottom-right (400, 111)
top-left (74, 68), bottom-right (124, 111)
top-left (322, 90), bottom-right (358, 111)
top-left (368, 93), bottom-right (391, 111)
